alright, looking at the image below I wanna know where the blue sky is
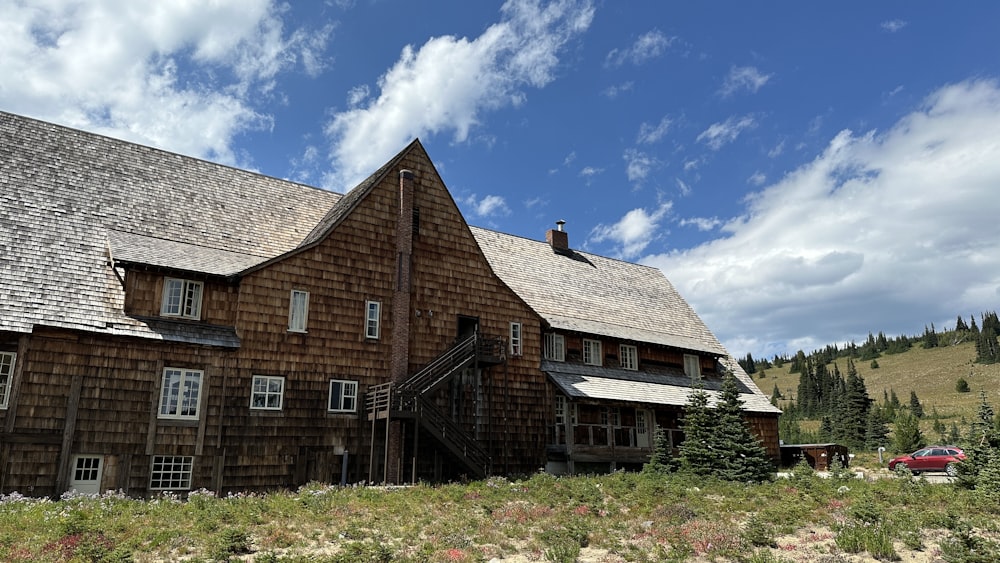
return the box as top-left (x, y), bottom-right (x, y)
top-left (4, 1), bottom-right (1000, 362)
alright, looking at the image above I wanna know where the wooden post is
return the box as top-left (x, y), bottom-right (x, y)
top-left (55, 375), bottom-right (84, 493)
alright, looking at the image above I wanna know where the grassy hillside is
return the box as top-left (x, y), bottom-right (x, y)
top-left (757, 340), bottom-right (1000, 436)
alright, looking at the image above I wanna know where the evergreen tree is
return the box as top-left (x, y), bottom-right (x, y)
top-left (922, 323), bottom-right (939, 349)
top-left (864, 407), bottom-right (890, 450)
top-left (956, 315), bottom-right (969, 332)
top-left (839, 359), bottom-right (871, 449)
top-left (893, 411), bottom-right (924, 453)
top-left (971, 315), bottom-right (980, 334)
top-left (956, 392), bottom-right (1000, 489)
top-left (712, 372), bottom-right (773, 482)
top-left (975, 325), bottom-right (1000, 364)
top-left (770, 383), bottom-right (783, 403)
top-left (870, 359), bottom-right (879, 369)
top-left (956, 377), bottom-right (971, 393)
top-left (643, 426), bottom-right (676, 474)
top-left (677, 386), bottom-right (719, 477)
top-left (739, 353), bottom-right (757, 375)
top-left (909, 390), bottom-right (924, 418)
top-left (948, 422), bottom-right (961, 445)
top-left (818, 416), bottom-right (833, 443)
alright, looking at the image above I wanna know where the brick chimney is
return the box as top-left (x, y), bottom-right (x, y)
top-left (386, 169), bottom-right (415, 485)
top-left (546, 220), bottom-right (568, 251)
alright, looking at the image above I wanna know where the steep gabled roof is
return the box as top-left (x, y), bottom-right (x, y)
top-left (0, 111), bottom-right (340, 340)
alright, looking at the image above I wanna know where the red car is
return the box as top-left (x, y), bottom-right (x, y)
top-left (888, 446), bottom-right (965, 476)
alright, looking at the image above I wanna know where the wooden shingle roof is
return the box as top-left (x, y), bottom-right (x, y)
top-left (1, 111), bottom-right (340, 342)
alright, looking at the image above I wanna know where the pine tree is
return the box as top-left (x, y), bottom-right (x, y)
top-left (643, 426), bottom-right (676, 474)
top-left (864, 407), bottom-right (890, 450)
top-left (839, 359), bottom-right (871, 449)
top-left (770, 383), bottom-right (783, 403)
top-left (893, 411), bottom-right (924, 453)
top-left (948, 422), bottom-right (961, 445)
top-left (712, 372), bottom-right (773, 482)
top-left (956, 392), bottom-right (1000, 488)
top-left (956, 377), bottom-right (971, 393)
top-left (922, 323), bottom-right (939, 349)
top-left (909, 390), bottom-right (924, 418)
top-left (677, 386), bottom-right (719, 477)
top-left (956, 315), bottom-right (969, 332)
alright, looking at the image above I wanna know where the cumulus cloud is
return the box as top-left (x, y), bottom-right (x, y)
top-left (605, 29), bottom-right (673, 67)
top-left (623, 149), bottom-right (657, 183)
top-left (0, 0), bottom-right (333, 165)
top-left (719, 65), bottom-right (772, 97)
top-left (580, 166), bottom-right (604, 177)
top-left (696, 115), bottom-right (757, 150)
top-left (881, 20), bottom-right (908, 33)
top-left (325, 0), bottom-right (594, 190)
top-left (643, 79), bottom-right (1000, 359)
top-left (590, 202), bottom-right (672, 259)
top-left (679, 217), bottom-right (722, 231)
top-left (464, 194), bottom-right (511, 217)
top-left (602, 81), bottom-right (634, 99)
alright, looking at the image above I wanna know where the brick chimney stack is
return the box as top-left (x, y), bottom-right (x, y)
top-left (546, 220), bottom-right (568, 251)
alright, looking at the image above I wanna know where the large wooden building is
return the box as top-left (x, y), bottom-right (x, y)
top-left (0, 112), bottom-right (779, 497)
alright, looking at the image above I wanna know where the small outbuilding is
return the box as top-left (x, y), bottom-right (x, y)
top-left (780, 443), bottom-right (849, 471)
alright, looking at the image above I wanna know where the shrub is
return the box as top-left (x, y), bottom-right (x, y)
top-left (956, 377), bottom-right (971, 393)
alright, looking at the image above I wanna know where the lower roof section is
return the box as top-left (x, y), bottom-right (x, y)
top-left (543, 360), bottom-right (782, 415)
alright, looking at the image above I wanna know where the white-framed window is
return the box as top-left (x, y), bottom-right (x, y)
top-left (288, 290), bottom-right (309, 332)
top-left (0, 351), bottom-right (15, 409)
top-left (554, 394), bottom-right (566, 425)
top-left (544, 333), bottom-right (565, 362)
top-left (160, 278), bottom-right (203, 320)
top-left (684, 354), bottom-right (702, 380)
top-left (158, 368), bottom-right (203, 420)
top-left (601, 407), bottom-right (621, 427)
top-left (250, 375), bottom-right (285, 410)
top-left (149, 455), bottom-right (193, 490)
top-left (583, 339), bottom-right (602, 366)
top-left (365, 301), bottom-right (381, 339)
top-left (328, 379), bottom-right (358, 413)
top-left (509, 322), bottom-right (522, 356)
top-left (620, 344), bottom-right (638, 370)
top-left (69, 455), bottom-right (103, 495)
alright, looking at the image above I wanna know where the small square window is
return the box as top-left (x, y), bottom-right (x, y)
top-left (365, 301), bottom-right (381, 339)
top-left (159, 368), bottom-right (203, 420)
top-left (288, 290), bottom-right (309, 332)
top-left (620, 344), bottom-right (638, 370)
top-left (161, 278), bottom-right (203, 320)
top-left (150, 455), bottom-right (193, 490)
top-left (684, 354), bottom-right (702, 380)
top-left (509, 322), bottom-right (522, 356)
top-left (0, 351), bottom-right (15, 409)
top-left (329, 379), bottom-right (359, 413)
top-left (544, 333), bottom-right (565, 362)
top-left (583, 339), bottom-right (602, 366)
top-left (250, 375), bottom-right (285, 410)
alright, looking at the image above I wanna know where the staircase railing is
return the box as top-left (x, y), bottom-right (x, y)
top-left (412, 394), bottom-right (489, 477)
top-left (397, 333), bottom-right (478, 396)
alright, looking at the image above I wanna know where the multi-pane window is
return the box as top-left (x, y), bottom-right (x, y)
top-left (601, 407), bottom-right (621, 427)
top-left (149, 455), bottom-right (193, 490)
top-left (620, 344), bottom-right (638, 370)
top-left (509, 322), bottom-right (522, 356)
top-left (288, 290), bottom-right (309, 332)
top-left (159, 368), bottom-right (203, 419)
top-left (544, 333), bottom-right (565, 361)
top-left (583, 339), bottom-right (602, 366)
top-left (365, 301), bottom-right (381, 339)
top-left (0, 351), bottom-right (15, 409)
top-left (554, 395), bottom-right (566, 425)
top-left (328, 379), bottom-right (358, 413)
top-left (684, 354), bottom-right (702, 380)
top-left (160, 278), bottom-right (203, 319)
top-left (250, 375), bottom-right (284, 410)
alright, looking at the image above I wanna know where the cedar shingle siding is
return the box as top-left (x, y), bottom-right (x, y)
top-left (1, 112), bottom-right (778, 496)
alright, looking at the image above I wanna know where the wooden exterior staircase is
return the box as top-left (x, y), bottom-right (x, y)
top-left (365, 332), bottom-right (505, 479)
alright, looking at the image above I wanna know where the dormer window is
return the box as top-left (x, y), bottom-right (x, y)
top-left (684, 354), bottom-right (702, 380)
top-left (620, 344), bottom-right (638, 370)
top-left (544, 333), bottom-right (565, 362)
top-left (161, 278), bottom-right (203, 320)
top-left (583, 339), bottom-right (602, 366)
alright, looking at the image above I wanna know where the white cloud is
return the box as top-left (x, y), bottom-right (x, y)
top-left (643, 79), bottom-right (1000, 359)
top-left (881, 20), bottom-right (908, 33)
top-left (767, 140), bottom-right (785, 158)
top-left (605, 29), bottom-right (672, 67)
top-left (0, 0), bottom-right (333, 165)
top-left (464, 194), bottom-right (511, 217)
top-left (637, 116), bottom-right (672, 144)
top-left (719, 65), bottom-right (772, 97)
top-left (679, 217), bottom-right (721, 231)
top-left (602, 81), bottom-right (634, 99)
top-left (675, 178), bottom-right (692, 196)
top-left (590, 202), bottom-right (672, 259)
top-left (347, 85), bottom-right (370, 108)
top-left (747, 171), bottom-right (766, 186)
top-left (623, 149), bottom-right (657, 183)
top-left (325, 0), bottom-right (594, 190)
top-left (696, 115), bottom-right (757, 150)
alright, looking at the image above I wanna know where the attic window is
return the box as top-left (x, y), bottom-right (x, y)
top-left (583, 339), bottom-right (602, 366)
top-left (684, 354), bottom-right (702, 380)
top-left (161, 278), bottom-right (203, 320)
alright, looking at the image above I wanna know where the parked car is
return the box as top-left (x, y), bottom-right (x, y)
top-left (888, 446), bottom-right (965, 476)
